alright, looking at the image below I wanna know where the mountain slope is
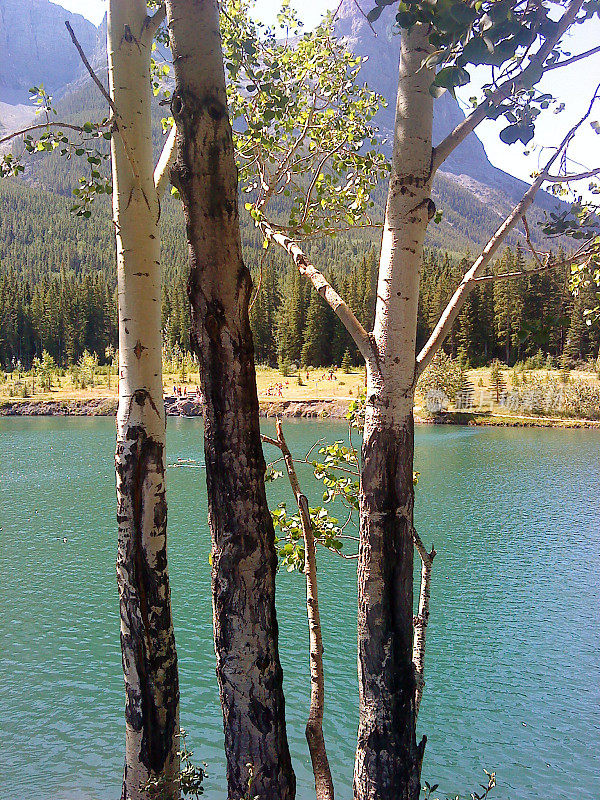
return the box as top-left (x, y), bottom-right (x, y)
top-left (0, 0), bottom-right (561, 258)
top-left (0, 0), bottom-right (96, 101)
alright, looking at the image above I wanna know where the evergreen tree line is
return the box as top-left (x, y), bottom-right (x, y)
top-left (0, 268), bottom-right (116, 369)
top-left (163, 243), bottom-right (600, 371)
top-left (2, 237), bottom-right (598, 370)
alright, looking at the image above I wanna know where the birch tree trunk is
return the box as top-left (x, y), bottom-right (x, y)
top-left (354, 25), bottom-right (434, 800)
top-left (108, 3), bottom-right (179, 797)
top-left (165, 3), bottom-right (295, 799)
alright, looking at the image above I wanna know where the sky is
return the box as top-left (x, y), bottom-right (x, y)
top-left (50, 0), bottom-right (599, 192)
top-left (49, 0), bottom-right (340, 27)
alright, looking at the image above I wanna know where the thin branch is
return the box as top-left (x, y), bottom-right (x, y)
top-left (262, 422), bottom-right (335, 800)
top-left (297, 138), bottom-right (348, 231)
top-left (154, 124), bottom-right (177, 197)
top-left (249, 244), bottom-right (269, 311)
top-left (412, 527), bottom-right (436, 720)
top-left (545, 166), bottom-right (600, 182)
top-left (431, 0), bottom-right (585, 174)
top-left (545, 43), bottom-right (600, 71)
top-left (258, 219), bottom-right (377, 368)
top-left (65, 20), bottom-right (146, 196)
top-left (523, 215), bottom-right (548, 271)
top-left (417, 174), bottom-right (546, 372)
top-left (0, 121), bottom-right (104, 146)
top-left (472, 247), bottom-right (593, 283)
top-left (65, 22), bottom-right (116, 114)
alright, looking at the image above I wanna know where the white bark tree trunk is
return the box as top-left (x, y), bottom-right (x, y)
top-left (165, 3), bottom-right (295, 799)
top-left (354, 25), bottom-right (434, 800)
top-left (108, 3), bottom-right (179, 797)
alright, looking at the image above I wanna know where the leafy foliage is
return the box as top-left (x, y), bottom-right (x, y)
top-left (143, 729), bottom-right (206, 799)
top-left (367, 1), bottom-right (599, 148)
top-left (221, 0), bottom-right (389, 238)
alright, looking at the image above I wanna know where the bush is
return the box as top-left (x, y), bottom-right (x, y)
top-left (562, 380), bottom-right (600, 419)
top-left (417, 351), bottom-right (465, 402)
top-left (508, 374), bottom-right (600, 419)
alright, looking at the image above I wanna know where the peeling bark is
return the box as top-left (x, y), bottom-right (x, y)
top-left (165, 3), bottom-right (295, 799)
top-left (108, 2), bottom-right (179, 797)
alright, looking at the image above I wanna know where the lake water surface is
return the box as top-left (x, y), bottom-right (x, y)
top-left (1, 418), bottom-right (599, 799)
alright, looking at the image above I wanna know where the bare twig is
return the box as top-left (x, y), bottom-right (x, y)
top-left (472, 246), bottom-right (594, 283)
top-left (262, 422), bottom-right (335, 800)
top-left (412, 528), bottom-right (436, 719)
top-left (249, 244), bottom-right (269, 311)
top-left (65, 22), bottom-right (116, 114)
top-left (545, 43), bottom-right (600, 71)
top-left (545, 166), bottom-right (600, 182)
top-left (65, 20), bottom-right (149, 199)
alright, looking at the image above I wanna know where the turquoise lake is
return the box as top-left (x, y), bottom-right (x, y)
top-left (1, 417), bottom-right (599, 799)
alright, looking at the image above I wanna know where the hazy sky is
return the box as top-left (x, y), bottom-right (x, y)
top-left (50, 0), bottom-right (598, 190)
top-left (49, 0), bottom-right (339, 27)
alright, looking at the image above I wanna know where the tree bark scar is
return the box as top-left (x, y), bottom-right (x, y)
top-left (119, 425), bottom-right (178, 777)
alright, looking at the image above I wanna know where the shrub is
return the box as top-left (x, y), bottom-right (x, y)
top-left (417, 351), bottom-right (465, 402)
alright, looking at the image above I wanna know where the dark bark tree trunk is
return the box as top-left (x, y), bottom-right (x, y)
top-left (354, 419), bottom-right (421, 800)
top-left (165, 3), bottom-right (295, 799)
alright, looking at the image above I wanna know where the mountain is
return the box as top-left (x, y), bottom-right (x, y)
top-left (0, 0), bottom-right (96, 133)
top-left (0, 0), bottom-right (560, 254)
top-left (333, 0), bottom-right (553, 209)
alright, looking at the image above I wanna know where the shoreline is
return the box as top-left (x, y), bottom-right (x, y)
top-left (1, 396), bottom-right (599, 428)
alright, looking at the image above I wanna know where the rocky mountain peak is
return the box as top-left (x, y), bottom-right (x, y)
top-left (0, 0), bottom-right (96, 103)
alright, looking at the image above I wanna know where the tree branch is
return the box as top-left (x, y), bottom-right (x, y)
top-left (65, 22), bottom-right (116, 114)
top-left (261, 421), bottom-right (335, 800)
top-left (154, 124), bottom-right (177, 196)
top-left (416, 174), bottom-right (546, 372)
top-left (65, 20), bottom-right (146, 195)
top-left (258, 219), bottom-right (377, 368)
top-left (545, 43), bottom-right (600, 71)
top-left (431, 0), bottom-right (585, 174)
top-left (0, 120), bottom-right (103, 146)
top-left (142, 3), bottom-right (167, 45)
top-left (545, 166), bottom-right (600, 182)
top-left (412, 527), bottom-right (436, 720)
top-left (472, 247), bottom-right (593, 283)
top-left (418, 83), bottom-right (600, 373)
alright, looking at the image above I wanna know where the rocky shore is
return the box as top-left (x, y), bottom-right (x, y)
top-left (2, 396), bottom-right (599, 428)
top-left (0, 396), bottom-right (351, 419)
top-left (0, 397), bottom-right (119, 416)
